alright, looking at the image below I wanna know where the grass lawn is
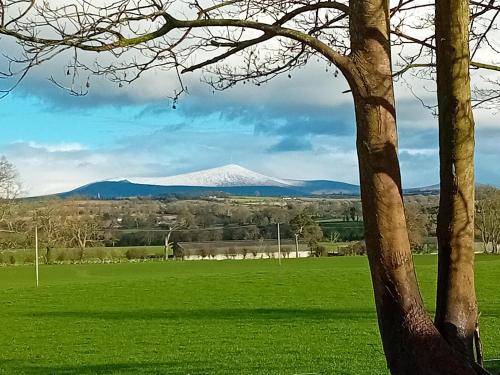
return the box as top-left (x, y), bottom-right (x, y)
top-left (0, 256), bottom-right (499, 374)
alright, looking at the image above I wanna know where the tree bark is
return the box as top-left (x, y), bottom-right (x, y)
top-left (435, 0), bottom-right (478, 360)
top-left (345, 0), bottom-right (476, 373)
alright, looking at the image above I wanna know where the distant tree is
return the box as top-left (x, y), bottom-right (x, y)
top-left (262, 207), bottom-right (289, 225)
top-left (31, 205), bottom-right (65, 264)
top-left (63, 201), bottom-right (103, 260)
top-left (341, 241), bottom-right (367, 256)
top-left (164, 221), bottom-right (185, 261)
top-left (0, 157), bottom-right (21, 235)
top-left (208, 229), bottom-right (220, 242)
top-left (290, 212), bottom-right (323, 258)
top-left (476, 187), bottom-right (500, 254)
top-left (251, 248), bottom-right (258, 259)
top-left (176, 208), bottom-right (196, 229)
top-left (281, 246), bottom-right (291, 258)
top-left (405, 203), bottom-right (428, 252)
top-left (290, 213), bottom-right (308, 258)
top-left (231, 206), bottom-right (252, 225)
top-left (208, 248), bottom-right (217, 260)
top-left (328, 231), bottom-right (341, 243)
top-left (199, 248), bottom-right (208, 260)
top-left (251, 212), bottom-right (269, 227)
top-left (197, 212), bottom-right (217, 228)
top-left (303, 225), bottom-right (324, 256)
top-left (243, 225), bottom-right (260, 241)
top-left (228, 246), bottom-right (237, 260)
top-left (349, 206), bottom-right (357, 222)
top-left (309, 243), bottom-right (327, 258)
top-left (0, 157), bottom-right (20, 199)
top-left (172, 242), bottom-right (184, 260)
top-left (264, 246), bottom-right (273, 259)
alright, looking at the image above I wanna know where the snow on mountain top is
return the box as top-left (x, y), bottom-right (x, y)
top-left (113, 164), bottom-right (292, 187)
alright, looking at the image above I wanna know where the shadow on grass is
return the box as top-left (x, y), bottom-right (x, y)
top-left (22, 307), bottom-right (376, 322)
top-left (4, 360), bottom-right (296, 375)
top-left (3, 360), bottom-right (194, 375)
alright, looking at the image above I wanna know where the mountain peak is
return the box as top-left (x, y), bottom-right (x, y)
top-left (201, 164), bottom-right (252, 174)
top-left (121, 164), bottom-right (290, 187)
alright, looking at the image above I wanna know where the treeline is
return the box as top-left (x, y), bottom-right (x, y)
top-left (115, 221), bottom-right (364, 247)
top-left (0, 196), bottom-right (363, 251)
top-left (118, 224), bottom-right (286, 246)
top-left (5, 187), bottom-right (499, 256)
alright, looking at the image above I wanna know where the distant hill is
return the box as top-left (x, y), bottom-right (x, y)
top-left (57, 164), bottom-right (440, 199)
top-left (59, 180), bottom-right (310, 199)
top-left (403, 184), bottom-right (440, 195)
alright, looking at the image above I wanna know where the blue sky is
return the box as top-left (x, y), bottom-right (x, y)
top-left (1, 59), bottom-right (499, 196)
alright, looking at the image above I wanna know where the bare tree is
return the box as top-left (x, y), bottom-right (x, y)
top-left (329, 231), bottom-right (341, 243)
top-left (164, 223), bottom-right (180, 260)
top-left (290, 212), bottom-right (310, 258)
top-left (291, 212), bottom-right (323, 256)
top-left (63, 202), bottom-right (103, 260)
top-left (31, 205), bottom-right (65, 263)
top-left (0, 1), bottom-right (495, 373)
top-left (405, 202), bottom-right (428, 251)
top-left (231, 206), bottom-right (252, 225)
top-left (390, 0), bottom-right (500, 94)
top-left (0, 157), bottom-right (21, 234)
top-left (0, 157), bottom-right (19, 197)
top-left (476, 187), bottom-right (500, 254)
top-left (163, 215), bottom-right (187, 260)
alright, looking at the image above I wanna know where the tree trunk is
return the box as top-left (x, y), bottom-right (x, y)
top-left (295, 233), bottom-right (299, 258)
top-left (435, 0), bottom-right (478, 361)
top-left (78, 235), bottom-right (86, 261)
top-left (164, 230), bottom-right (172, 261)
top-left (345, 0), bottom-right (477, 373)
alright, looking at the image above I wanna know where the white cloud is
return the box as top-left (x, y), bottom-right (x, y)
top-left (23, 141), bottom-right (88, 152)
top-left (2, 141), bottom-right (175, 196)
top-left (399, 148), bottom-right (437, 156)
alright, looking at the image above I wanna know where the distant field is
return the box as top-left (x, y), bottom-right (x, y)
top-left (0, 256), bottom-right (498, 374)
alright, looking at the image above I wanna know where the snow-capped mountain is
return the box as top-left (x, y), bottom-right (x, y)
top-left (58, 164), bottom-right (436, 199)
top-left (112, 164), bottom-right (291, 187)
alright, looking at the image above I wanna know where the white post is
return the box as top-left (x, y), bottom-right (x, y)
top-left (277, 222), bottom-right (281, 266)
top-left (35, 226), bottom-right (39, 287)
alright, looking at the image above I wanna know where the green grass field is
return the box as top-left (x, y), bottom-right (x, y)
top-left (0, 256), bottom-right (499, 374)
